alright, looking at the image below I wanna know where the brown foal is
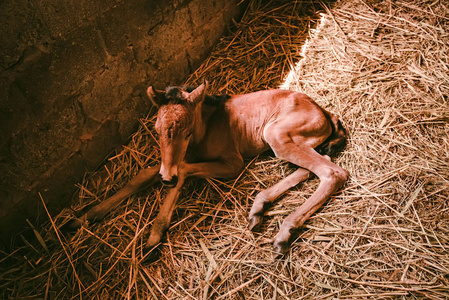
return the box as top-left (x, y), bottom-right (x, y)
top-left (68, 81), bottom-right (348, 255)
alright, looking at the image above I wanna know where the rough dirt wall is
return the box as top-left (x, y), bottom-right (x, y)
top-left (0, 0), bottom-right (244, 246)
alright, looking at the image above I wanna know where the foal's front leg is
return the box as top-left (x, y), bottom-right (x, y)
top-left (145, 158), bottom-right (243, 249)
top-left (66, 165), bottom-right (160, 230)
top-left (145, 176), bottom-right (185, 249)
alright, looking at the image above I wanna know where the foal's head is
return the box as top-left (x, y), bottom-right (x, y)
top-left (147, 83), bottom-right (207, 186)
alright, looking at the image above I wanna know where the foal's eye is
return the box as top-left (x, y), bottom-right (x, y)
top-left (185, 132), bottom-right (192, 140)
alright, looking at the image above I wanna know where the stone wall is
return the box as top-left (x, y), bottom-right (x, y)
top-left (0, 0), bottom-right (244, 246)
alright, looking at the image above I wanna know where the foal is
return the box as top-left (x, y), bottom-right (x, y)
top-left (68, 82), bottom-right (348, 255)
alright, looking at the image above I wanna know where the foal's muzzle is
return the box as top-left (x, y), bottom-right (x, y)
top-left (160, 174), bottom-right (178, 187)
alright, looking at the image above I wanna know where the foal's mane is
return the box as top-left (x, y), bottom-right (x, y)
top-left (165, 86), bottom-right (230, 107)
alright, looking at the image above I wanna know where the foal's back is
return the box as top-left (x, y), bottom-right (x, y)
top-left (205, 89), bottom-right (333, 158)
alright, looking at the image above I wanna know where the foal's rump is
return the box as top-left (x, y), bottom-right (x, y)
top-left (249, 90), bottom-right (346, 157)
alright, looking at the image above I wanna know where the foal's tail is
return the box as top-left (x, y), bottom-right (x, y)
top-left (316, 111), bottom-right (348, 157)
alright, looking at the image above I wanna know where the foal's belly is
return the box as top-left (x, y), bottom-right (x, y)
top-left (239, 138), bottom-right (270, 158)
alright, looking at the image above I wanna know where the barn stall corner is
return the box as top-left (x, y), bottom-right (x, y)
top-left (1, 0), bottom-right (448, 299)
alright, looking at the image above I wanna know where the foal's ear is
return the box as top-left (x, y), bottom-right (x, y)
top-left (147, 86), bottom-right (166, 107)
top-left (187, 80), bottom-right (208, 105)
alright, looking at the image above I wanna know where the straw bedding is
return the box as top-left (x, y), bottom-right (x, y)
top-left (1, 0), bottom-right (448, 298)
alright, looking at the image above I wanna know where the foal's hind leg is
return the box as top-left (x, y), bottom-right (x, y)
top-left (266, 136), bottom-right (347, 255)
top-left (275, 148), bottom-right (347, 255)
top-left (248, 167), bottom-right (310, 231)
top-left (248, 156), bottom-right (333, 231)
top-left (66, 165), bottom-right (160, 230)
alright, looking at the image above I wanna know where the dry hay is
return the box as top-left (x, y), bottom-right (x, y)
top-left (1, 0), bottom-right (449, 299)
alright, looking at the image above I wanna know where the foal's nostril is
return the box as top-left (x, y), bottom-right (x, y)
top-left (161, 175), bottom-right (178, 187)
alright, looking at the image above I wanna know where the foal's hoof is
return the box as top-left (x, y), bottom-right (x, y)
top-left (143, 236), bottom-right (163, 263)
top-left (248, 215), bottom-right (264, 232)
top-left (62, 218), bottom-right (83, 232)
top-left (272, 240), bottom-right (290, 257)
top-left (145, 233), bottom-right (163, 251)
top-left (142, 247), bottom-right (161, 263)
